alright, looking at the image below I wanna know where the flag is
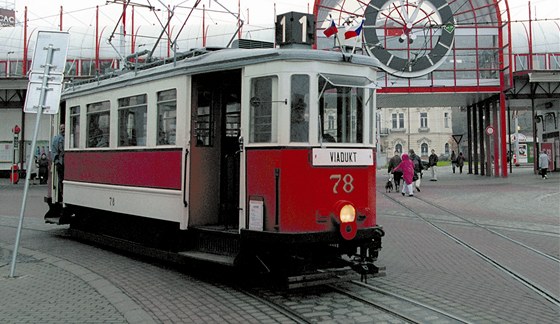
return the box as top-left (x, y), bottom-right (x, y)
top-left (323, 20), bottom-right (338, 38)
top-left (344, 20), bottom-right (364, 39)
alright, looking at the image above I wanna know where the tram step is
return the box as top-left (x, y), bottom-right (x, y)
top-left (44, 216), bottom-right (71, 225)
top-left (178, 251), bottom-right (236, 267)
top-left (191, 227), bottom-right (240, 256)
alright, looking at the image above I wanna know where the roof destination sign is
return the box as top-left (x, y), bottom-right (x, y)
top-left (23, 31), bottom-right (69, 115)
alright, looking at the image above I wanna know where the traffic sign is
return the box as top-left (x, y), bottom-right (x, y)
top-left (24, 80), bottom-right (63, 114)
top-left (452, 134), bottom-right (463, 144)
top-left (23, 31), bottom-right (69, 115)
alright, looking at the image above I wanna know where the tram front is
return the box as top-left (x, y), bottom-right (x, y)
top-left (239, 50), bottom-right (384, 283)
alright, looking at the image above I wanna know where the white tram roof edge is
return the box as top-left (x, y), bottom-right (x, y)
top-left (61, 48), bottom-right (381, 99)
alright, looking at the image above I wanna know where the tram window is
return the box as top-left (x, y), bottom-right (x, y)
top-left (226, 102), bottom-right (241, 138)
top-left (195, 90), bottom-right (213, 147)
top-left (290, 75), bottom-right (309, 142)
top-left (249, 76), bottom-right (276, 143)
top-left (118, 94), bottom-right (147, 147)
top-left (157, 89), bottom-right (177, 145)
top-left (69, 106), bottom-right (80, 148)
top-left (318, 77), bottom-right (364, 144)
top-left (87, 101), bottom-right (110, 148)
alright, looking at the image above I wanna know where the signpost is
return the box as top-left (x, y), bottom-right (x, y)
top-left (10, 31), bottom-right (69, 278)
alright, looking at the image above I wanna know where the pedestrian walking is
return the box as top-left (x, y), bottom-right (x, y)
top-left (52, 124), bottom-right (65, 201)
top-left (387, 150), bottom-right (403, 191)
top-left (37, 153), bottom-right (49, 184)
top-left (392, 153), bottom-right (415, 197)
top-left (451, 150), bottom-right (457, 173)
top-left (456, 152), bottom-right (465, 174)
top-left (409, 149), bottom-right (423, 192)
top-left (429, 149), bottom-right (438, 181)
top-left (538, 150), bottom-right (549, 179)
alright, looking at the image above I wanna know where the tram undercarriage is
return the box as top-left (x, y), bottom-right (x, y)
top-left (46, 204), bottom-right (384, 288)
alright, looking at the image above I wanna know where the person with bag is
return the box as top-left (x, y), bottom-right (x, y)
top-left (391, 153), bottom-right (415, 197)
top-left (409, 149), bottom-right (423, 192)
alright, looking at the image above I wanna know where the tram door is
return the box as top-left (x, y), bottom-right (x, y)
top-left (189, 71), bottom-right (241, 228)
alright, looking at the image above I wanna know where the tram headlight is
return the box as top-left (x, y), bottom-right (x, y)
top-left (339, 204), bottom-right (356, 223)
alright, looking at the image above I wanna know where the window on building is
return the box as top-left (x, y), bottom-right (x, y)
top-left (250, 76), bottom-right (277, 143)
top-left (328, 116), bottom-right (334, 129)
top-left (445, 143), bottom-right (450, 155)
top-left (0, 61), bottom-right (6, 77)
top-left (395, 143), bottom-right (402, 153)
top-left (87, 101), bottom-right (110, 148)
top-left (69, 106), bottom-right (80, 148)
top-left (65, 61), bottom-right (78, 76)
top-left (444, 112), bottom-right (450, 128)
top-left (118, 94), bottom-right (147, 147)
top-left (157, 89), bottom-right (177, 145)
top-left (8, 61), bottom-right (23, 76)
top-left (81, 60), bottom-right (95, 76)
top-left (290, 75), bottom-right (309, 142)
top-left (420, 112), bottom-right (428, 128)
top-left (392, 112), bottom-right (404, 129)
top-left (421, 143), bottom-right (428, 155)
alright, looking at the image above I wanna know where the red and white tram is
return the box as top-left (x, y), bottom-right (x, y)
top-left (46, 47), bottom-right (384, 285)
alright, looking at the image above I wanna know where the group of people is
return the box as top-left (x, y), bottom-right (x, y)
top-left (450, 150), bottom-right (465, 174)
top-left (388, 149), bottom-right (466, 197)
top-left (387, 149), bottom-right (424, 197)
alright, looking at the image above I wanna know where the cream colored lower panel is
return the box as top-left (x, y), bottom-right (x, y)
top-left (64, 181), bottom-right (183, 224)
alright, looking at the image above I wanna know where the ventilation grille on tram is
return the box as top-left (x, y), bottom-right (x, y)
top-left (232, 39), bottom-right (275, 49)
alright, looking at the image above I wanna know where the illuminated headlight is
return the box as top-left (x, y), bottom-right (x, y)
top-left (339, 204), bottom-right (356, 223)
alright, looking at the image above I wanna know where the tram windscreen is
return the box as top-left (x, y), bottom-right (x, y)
top-left (318, 75), bottom-right (367, 144)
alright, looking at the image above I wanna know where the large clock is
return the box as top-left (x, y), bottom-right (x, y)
top-left (363, 0), bottom-right (455, 78)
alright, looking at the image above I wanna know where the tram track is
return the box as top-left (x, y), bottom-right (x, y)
top-left (412, 195), bottom-right (560, 262)
top-left (381, 190), bottom-right (560, 308)
top-left (329, 281), bottom-right (471, 323)
top-left (242, 283), bottom-right (466, 324)
top-left (382, 212), bottom-right (559, 237)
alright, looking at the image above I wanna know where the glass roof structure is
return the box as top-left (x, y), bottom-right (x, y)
top-left (313, 0), bottom-right (512, 107)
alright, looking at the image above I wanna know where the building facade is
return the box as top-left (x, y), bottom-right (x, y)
top-left (379, 107), bottom-right (453, 161)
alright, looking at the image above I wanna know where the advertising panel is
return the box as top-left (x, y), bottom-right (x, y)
top-left (0, 9), bottom-right (16, 27)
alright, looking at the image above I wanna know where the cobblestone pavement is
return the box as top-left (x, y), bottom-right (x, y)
top-left (0, 167), bottom-right (558, 323)
top-left (373, 166), bottom-right (559, 323)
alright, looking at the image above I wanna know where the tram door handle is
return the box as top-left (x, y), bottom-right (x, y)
top-left (183, 149), bottom-right (189, 208)
top-left (238, 136), bottom-right (244, 153)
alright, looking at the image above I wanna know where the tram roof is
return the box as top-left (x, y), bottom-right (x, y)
top-left (62, 48), bottom-right (381, 98)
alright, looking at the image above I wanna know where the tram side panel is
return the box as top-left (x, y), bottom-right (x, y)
top-left (63, 150), bottom-right (184, 223)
